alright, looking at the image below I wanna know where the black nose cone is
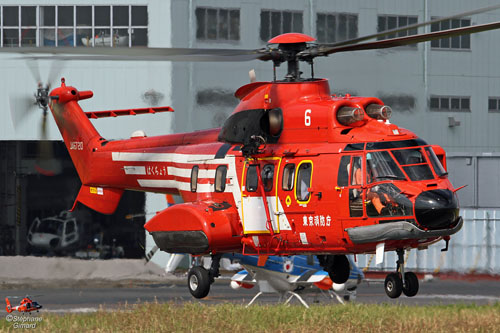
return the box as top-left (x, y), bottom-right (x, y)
top-left (415, 189), bottom-right (459, 229)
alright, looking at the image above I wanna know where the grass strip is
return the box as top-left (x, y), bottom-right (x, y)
top-left (1, 302), bottom-right (499, 332)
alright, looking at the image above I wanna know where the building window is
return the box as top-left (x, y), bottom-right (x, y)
top-left (431, 18), bottom-right (470, 49)
top-left (1, 5), bottom-right (148, 48)
top-left (488, 97), bottom-right (500, 113)
top-left (260, 10), bottom-right (303, 42)
top-left (430, 96), bottom-right (470, 112)
top-left (316, 13), bottom-right (357, 43)
top-left (196, 7), bottom-right (240, 41)
top-left (377, 15), bottom-right (418, 46)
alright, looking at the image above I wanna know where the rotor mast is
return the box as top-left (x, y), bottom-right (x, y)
top-left (267, 33), bottom-right (316, 82)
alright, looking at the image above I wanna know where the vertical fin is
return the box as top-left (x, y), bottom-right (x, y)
top-left (71, 185), bottom-right (123, 215)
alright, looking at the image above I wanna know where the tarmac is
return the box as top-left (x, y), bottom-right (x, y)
top-left (1, 256), bottom-right (499, 312)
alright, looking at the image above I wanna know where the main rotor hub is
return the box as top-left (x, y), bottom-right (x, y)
top-left (266, 33), bottom-right (318, 82)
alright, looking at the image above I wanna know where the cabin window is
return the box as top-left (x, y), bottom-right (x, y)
top-left (246, 165), bottom-right (258, 192)
top-left (337, 155), bottom-right (350, 186)
top-left (215, 165), bottom-right (227, 192)
top-left (190, 166), bottom-right (199, 192)
top-left (262, 164), bottom-right (275, 192)
top-left (282, 163), bottom-right (295, 191)
top-left (296, 162), bottom-right (312, 202)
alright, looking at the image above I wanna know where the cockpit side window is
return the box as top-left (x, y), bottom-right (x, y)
top-left (350, 156), bottom-right (362, 186)
top-left (337, 155), bottom-right (351, 186)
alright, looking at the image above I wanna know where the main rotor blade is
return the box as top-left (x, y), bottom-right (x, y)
top-left (326, 4), bottom-right (500, 48)
top-left (318, 21), bottom-right (500, 55)
top-left (9, 94), bottom-right (37, 129)
top-left (4, 47), bottom-right (266, 62)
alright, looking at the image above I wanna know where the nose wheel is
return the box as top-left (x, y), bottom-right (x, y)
top-left (384, 249), bottom-right (419, 298)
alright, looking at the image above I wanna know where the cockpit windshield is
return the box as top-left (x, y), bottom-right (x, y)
top-left (35, 219), bottom-right (64, 235)
top-left (391, 148), bottom-right (434, 181)
top-left (366, 151), bottom-right (406, 183)
top-left (424, 147), bottom-right (448, 177)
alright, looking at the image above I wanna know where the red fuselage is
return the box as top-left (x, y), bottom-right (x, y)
top-left (48, 78), bottom-right (462, 257)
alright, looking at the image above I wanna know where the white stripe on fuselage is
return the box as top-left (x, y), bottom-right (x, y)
top-left (124, 166), bottom-right (146, 175)
top-left (112, 151), bottom-right (243, 219)
top-left (167, 166), bottom-right (215, 178)
top-left (137, 179), bottom-right (212, 193)
top-left (112, 152), bottom-right (224, 164)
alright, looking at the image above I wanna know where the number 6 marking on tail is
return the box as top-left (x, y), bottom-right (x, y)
top-left (305, 109), bottom-right (311, 126)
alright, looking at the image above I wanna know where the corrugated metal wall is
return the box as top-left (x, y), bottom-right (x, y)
top-left (356, 209), bottom-right (500, 274)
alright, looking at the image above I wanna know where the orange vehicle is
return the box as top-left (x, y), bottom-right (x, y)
top-left (5, 296), bottom-right (42, 314)
top-left (5, 6), bottom-right (500, 299)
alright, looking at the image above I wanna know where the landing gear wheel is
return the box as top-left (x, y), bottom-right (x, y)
top-left (327, 255), bottom-right (350, 284)
top-left (402, 272), bottom-right (419, 297)
top-left (384, 273), bottom-right (403, 299)
top-left (188, 266), bottom-right (211, 299)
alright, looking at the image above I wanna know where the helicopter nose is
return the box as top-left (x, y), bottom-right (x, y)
top-left (414, 189), bottom-right (459, 230)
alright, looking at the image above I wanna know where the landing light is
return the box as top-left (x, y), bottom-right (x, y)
top-left (366, 104), bottom-right (392, 120)
top-left (337, 106), bottom-right (364, 126)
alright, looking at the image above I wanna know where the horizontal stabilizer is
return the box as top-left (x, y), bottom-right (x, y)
top-left (71, 185), bottom-right (123, 214)
top-left (85, 106), bottom-right (173, 119)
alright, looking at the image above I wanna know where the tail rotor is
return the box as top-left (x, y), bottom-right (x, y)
top-left (9, 60), bottom-right (64, 176)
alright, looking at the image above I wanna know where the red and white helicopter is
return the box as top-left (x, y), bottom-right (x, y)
top-left (6, 6), bottom-right (500, 299)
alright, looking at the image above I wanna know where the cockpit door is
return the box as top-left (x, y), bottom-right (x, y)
top-left (241, 158), bottom-right (281, 234)
top-left (337, 153), bottom-right (365, 219)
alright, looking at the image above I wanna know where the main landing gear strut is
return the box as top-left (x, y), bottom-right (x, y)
top-left (187, 253), bottom-right (222, 299)
top-left (384, 249), bottom-right (419, 298)
top-left (317, 254), bottom-right (350, 284)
